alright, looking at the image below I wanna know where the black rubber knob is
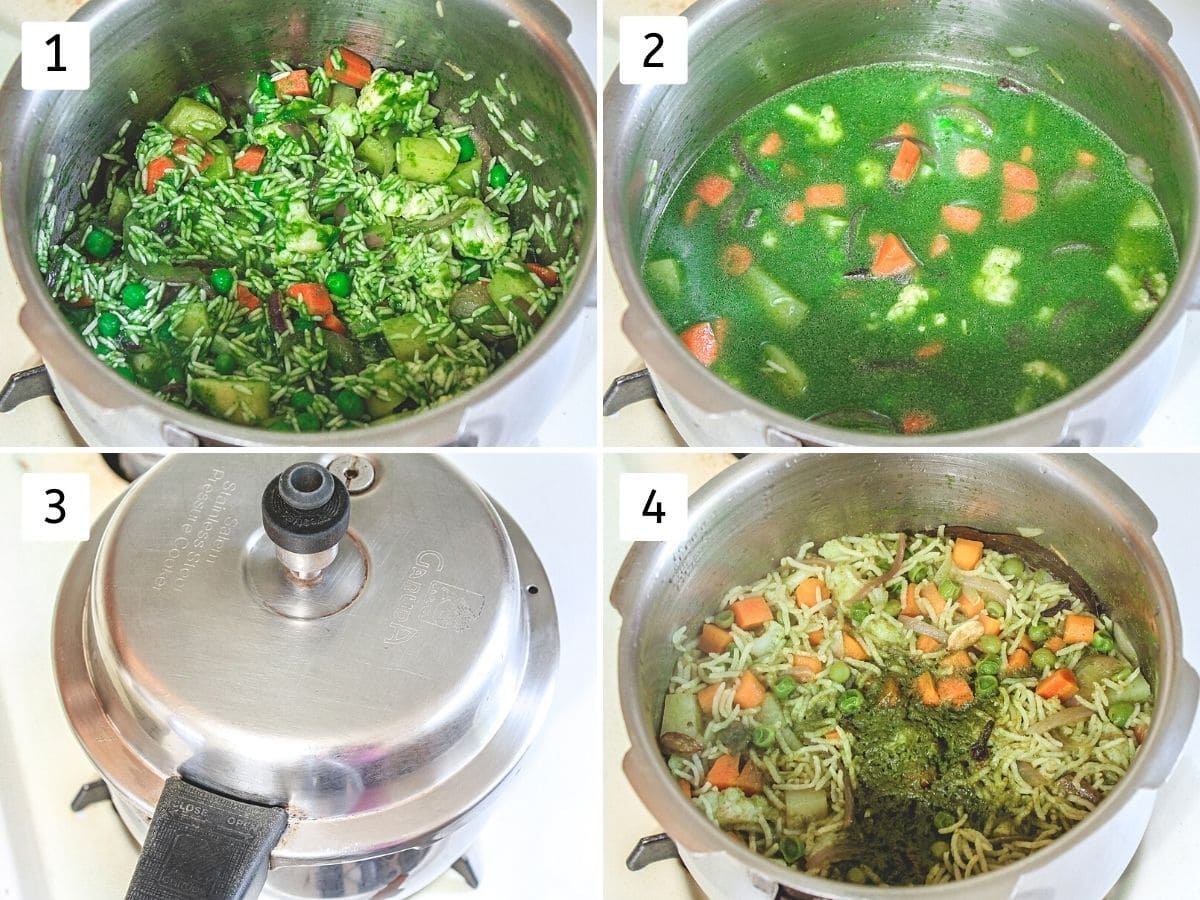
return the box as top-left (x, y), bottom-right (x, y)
top-left (261, 462), bottom-right (350, 555)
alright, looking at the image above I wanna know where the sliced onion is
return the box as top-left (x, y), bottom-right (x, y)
top-left (1059, 777), bottom-right (1100, 804)
top-left (1050, 242), bottom-right (1100, 256)
top-left (872, 135), bottom-right (937, 160)
top-left (1017, 760), bottom-right (1050, 787)
top-left (806, 842), bottom-right (862, 873)
top-left (1029, 706), bottom-right (1093, 735)
top-left (798, 556), bottom-right (837, 569)
top-left (849, 533), bottom-right (907, 602)
top-left (1053, 167), bottom-right (1098, 201)
top-left (959, 574), bottom-right (1008, 601)
top-left (933, 104), bottom-right (995, 138)
top-left (900, 615), bottom-right (948, 643)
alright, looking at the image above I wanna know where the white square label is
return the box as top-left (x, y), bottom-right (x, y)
top-left (619, 16), bottom-right (688, 85)
top-left (21, 473), bottom-right (91, 542)
top-left (22, 22), bottom-right (91, 91)
top-left (619, 472), bottom-right (688, 543)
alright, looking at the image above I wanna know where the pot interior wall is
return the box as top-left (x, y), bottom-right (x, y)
top-left (628, 454), bottom-right (1169, 731)
top-left (13, 0), bottom-right (593, 280)
top-left (618, 0), bottom-right (1195, 258)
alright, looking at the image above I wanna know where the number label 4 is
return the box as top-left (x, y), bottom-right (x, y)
top-left (620, 473), bottom-right (688, 542)
top-left (619, 16), bottom-right (688, 86)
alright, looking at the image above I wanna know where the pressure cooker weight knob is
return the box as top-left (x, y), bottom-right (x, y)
top-left (261, 462), bottom-right (351, 586)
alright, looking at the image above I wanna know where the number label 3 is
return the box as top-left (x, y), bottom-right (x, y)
top-left (21, 473), bottom-right (91, 542)
top-left (619, 17), bottom-right (688, 86)
top-left (620, 473), bottom-right (688, 542)
top-left (22, 22), bottom-right (91, 91)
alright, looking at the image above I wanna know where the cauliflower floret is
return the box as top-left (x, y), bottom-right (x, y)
top-left (279, 200), bottom-right (335, 254)
top-left (324, 103), bottom-right (362, 139)
top-left (713, 788), bottom-right (770, 828)
top-left (1107, 263), bottom-right (1168, 313)
top-left (972, 247), bottom-right (1023, 305)
top-left (1023, 360), bottom-right (1069, 389)
top-left (417, 259), bottom-right (457, 301)
top-left (785, 103), bottom-right (844, 145)
top-left (357, 69), bottom-right (436, 129)
top-left (368, 179), bottom-right (451, 222)
top-left (856, 158), bottom-right (886, 189)
top-left (451, 200), bottom-right (511, 259)
top-left (886, 283), bottom-right (930, 322)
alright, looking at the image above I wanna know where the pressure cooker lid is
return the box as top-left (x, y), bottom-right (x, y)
top-left (57, 454), bottom-right (558, 856)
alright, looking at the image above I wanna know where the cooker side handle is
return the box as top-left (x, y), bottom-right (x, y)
top-left (125, 776), bottom-right (287, 900)
top-left (1132, 661), bottom-right (1200, 790)
top-left (1122, 0), bottom-right (1174, 43)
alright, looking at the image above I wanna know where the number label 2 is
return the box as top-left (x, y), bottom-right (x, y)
top-left (643, 33), bottom-right (665, 69)
top-left (21, 473), bottom-right (91, 541)
top-left (619, 16), bottom-right (688, 86)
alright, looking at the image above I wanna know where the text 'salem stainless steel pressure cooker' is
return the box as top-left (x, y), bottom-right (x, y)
top-left (53, 454), bottom-right (558, 899)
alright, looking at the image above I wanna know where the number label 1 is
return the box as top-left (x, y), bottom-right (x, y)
top-left (22, 22), bottom-right (91, 91)
top-left (619, 473), bottom-right (688, 542)
top-left (619, 16), bottom-right (688, 86)
top-left (21, 473), bottom-right (91, 542)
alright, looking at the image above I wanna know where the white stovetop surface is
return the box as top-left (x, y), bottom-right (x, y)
top-left (602, 452), bottom-right (1200, 900)
top-left (0, 0), bottom-right (598, 448)
top-left (601, 0), bottom-right (1200, 448)
top-left (0, 451), bottom-right (601, 900)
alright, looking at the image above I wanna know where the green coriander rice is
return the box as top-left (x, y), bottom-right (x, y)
top-left (38, 44), bottom-right (580, 432)
top-left (660, 528), bottom-right (1152, 885)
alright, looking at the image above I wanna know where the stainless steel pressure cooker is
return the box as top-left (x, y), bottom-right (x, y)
top-left (53, 453), bottom-right (558, 898)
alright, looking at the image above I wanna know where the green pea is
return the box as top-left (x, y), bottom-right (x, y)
top-left (976, 655), bottom-right (1002, 676)
top-left (457, 134), bottom-right (477, 162)
top-left (1000, 557), bottom-right (1026, 578)
top-left (121, 283), bottom-right (149, 309)
top-left (752, 726), bottom-right (775, 749)
top-left (938, 579), bottom-right (961, 601)
top-left (164, 364), bottom-right (185, 384)
top-left (985, 600), bottom-right (1006, 619)
top-left (335, 388), bottom-right (365, 420)
top-left (210, 268), bottom-right (234, 293)
top-left (828, 660), bottom-right (852, 684)
top-left (84, 227), bottom-right (115, 259)
top-left (975, 674), bottom-right (999, 697)
top-left (257, 72), bottom-right (274, 94)
top-left (978, 635), bottom-right (1003, 656)
top-left (115, 365), bottom-right (135, 382)
top-left (1031, 648), bottom-right (1057, 670)
top-left (773, 676), bottom-right (797, 701)
top-left (780, 837), bottom-right (804, 864)
top-left (909, 565), bottom-right (928, 583)
top-left (290, 389), bottom-right (315, 410)
top-left (1108, 700), bottom-right (1135, 728)
top-left (847, 867), bottom-right (867, 885)
top-left (714, 609), bottom-right (734, 630)
top-left (97, 312), bottom-right (122, 337)
top-left (296, 411), bottom-right (322, 431)
top-left (883, 599), bottom-right (902, 616)
top-left (1091, 632), bottom-right (1115, 654)
top-left (837, 688), bottom-right (865, 715)
top-left (213, 352), bottom-right (237, 375)
top-left (488, 161), bottom-right (510, 188)
top-left (933, 811), bottom-right (956, 831)
top-left (931, 841), bottom-right (950, 858)
top-left (850, 600), bottom-right (871, 626)
top-left (253, 110), bottom-right (267, 126)
top-left (1027, 622), bottom-right (1052, 643)
top-left (325, 271), bottom-right (351, 298)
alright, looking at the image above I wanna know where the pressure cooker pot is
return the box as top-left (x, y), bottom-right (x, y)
top-left (612, 454), bottom-right (1198, 898)
top-left (604, 0), bottom-right (1200, 446)
top-left (0, 0), bottom-right (595, 446)
top-left (54, 453), bottom-right (558, 898)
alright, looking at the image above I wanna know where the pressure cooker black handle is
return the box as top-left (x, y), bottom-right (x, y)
top-left (125, 776), bottom-right (287, 900)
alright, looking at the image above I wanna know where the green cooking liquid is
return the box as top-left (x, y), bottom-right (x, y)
top-left (643, 64), bottom-right (1177, 434)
